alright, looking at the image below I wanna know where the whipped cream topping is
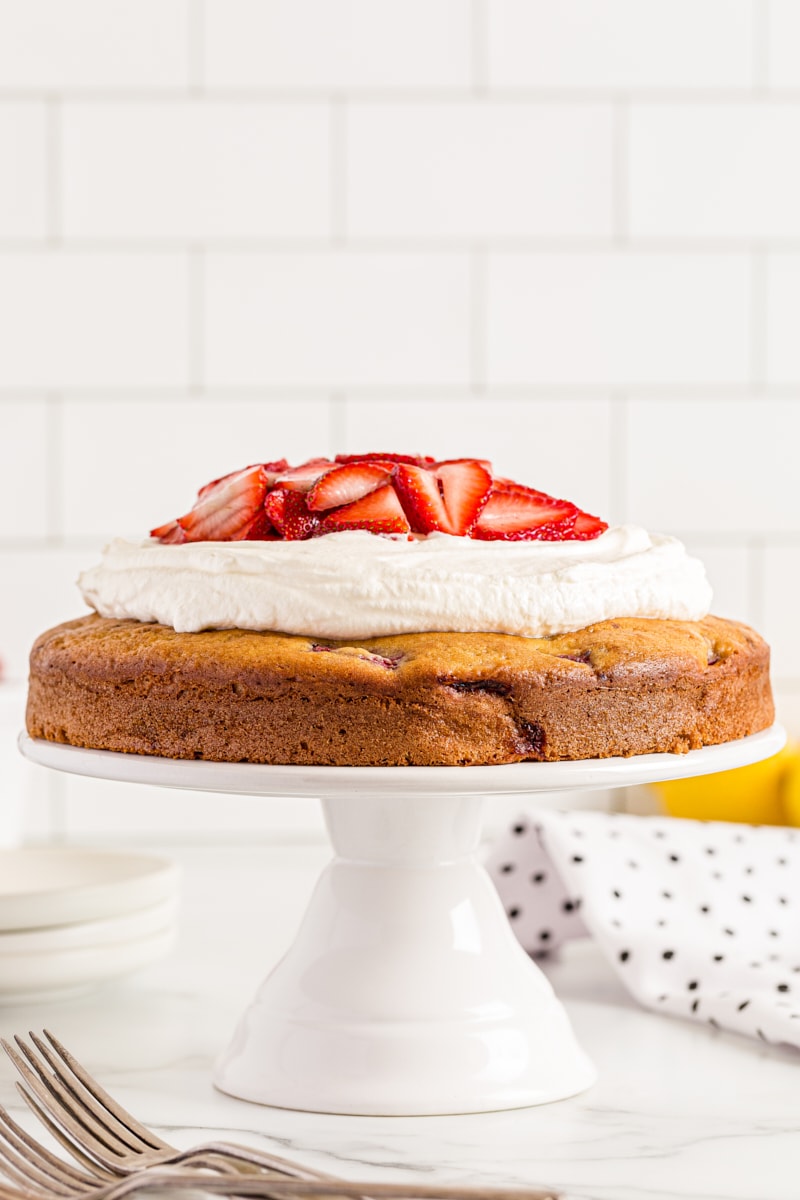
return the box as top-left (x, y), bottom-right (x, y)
top-left (78, 526), bottom-right (712, 640)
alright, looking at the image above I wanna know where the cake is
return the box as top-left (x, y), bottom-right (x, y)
top-left (26, 454), bottom-right (774, 766)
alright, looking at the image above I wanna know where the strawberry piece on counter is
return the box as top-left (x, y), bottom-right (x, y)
top-left (321, 485), bottom-right (411, 535)
top-left (307, 462), bottom-right (394, 512)
top-left (175, 464), bottom-right (271, 542)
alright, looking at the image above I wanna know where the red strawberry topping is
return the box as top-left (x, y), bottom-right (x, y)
top-left (276, 458), bottom-right (335, 492)
top-left (149, 519), bottom-right (186, 544)
top-left (320, 484), bottom-right (410, 535)
top-left (172, 464), bottom-right (270, 542)
top-left (307, 461), bottom-right (393, 512)
top-left (150, 454), bottom-right (608, 544)
top-left (473, 486), bottom-right (580, 541)
top-left (394, 460), bottom-right (491, 535)
top-left (335, 452), bottom-right (436, 468)
top-left (571, 510), bottom-right (609, 540)
top-left (282, 491), bottom-right (320, 540)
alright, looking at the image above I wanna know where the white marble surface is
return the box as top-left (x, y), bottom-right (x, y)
top-left (1, 840), bottom-right (799, 1200)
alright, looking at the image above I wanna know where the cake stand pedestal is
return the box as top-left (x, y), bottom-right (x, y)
top-left (20, 726), bottom-right (785, 1116)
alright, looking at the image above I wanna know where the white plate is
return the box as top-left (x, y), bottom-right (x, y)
top-left (0, 848), bottom-right (180, 932)
top-left (18, 725), bottom-right (787, 797)
top-left (0, 895), bottom-right (179, 954)
top-left (0, 926), bottom-right (176, 1003)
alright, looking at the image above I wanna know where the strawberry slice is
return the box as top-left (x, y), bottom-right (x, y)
top-left (394, 461), bottom-right (491, 535)
top-left (150, 519), bottom-right (186, 544)
top-left (571, 510), bottom-right (609, 540)
top-left (196, 459), bottom-right (287, 501)
top-left (320, 485), bottom-right (410, 535)
top-left (264, 487), bottom-right (288, 535)
top-left (282, 491), bottom-right (320, 540)
top-left (276, 458), bottom-right (334, 492)
top-left (436, 460), bottom-right (492, 534)
top-left (175, 464), bottom-right (270, 542)
top-left (241, 509), bottom-right (279, 540)
top-left (473, 486), bottom-right (579, 541)
top-left (334, 452), bottom-right (436, 468)
top-left (393, 464), bottom-right (449, 533)
top-left (307, 461), bottom-right (393, 512)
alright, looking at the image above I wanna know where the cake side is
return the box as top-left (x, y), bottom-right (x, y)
top-left (26, 614), bottom-right (774, 766)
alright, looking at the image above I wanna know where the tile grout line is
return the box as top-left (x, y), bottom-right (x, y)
top-left (609, 393), bottom-right (628, 524)
top-left (188, 0), bottom-right (206, 94)
top-left (330, 96), bottom-right (347, 243)
top-left (329, 392), bottom-right (347, 453)
top-left (469, 246), bottom-right (488, 393)
top-left (612, 97), bottom-right (629, 245)
top-left (45, 95), bottom-right (62, 245)
top-left (188, 247), bottom-right (205, 392)
top-left (44, 391), bottom-right (64, 545)
top-left (7, 87), bottom-right (800, 103)
top-left (753, 0), bottom-right (771, 91)
top-left (747, 537), bottom-right (767, 628)
top-left (470, 0), bottom-right (489, 94)
top-left (750, 248), bottom-right (768, 388)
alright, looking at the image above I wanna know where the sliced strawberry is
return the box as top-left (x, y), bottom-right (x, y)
top-left (196, 459), bottom-right (287, 502)
top-left (241, 509), bottom-right (279, 541)
top-left (282, 491), bottom-right (320, 540)
top-left (393, 464), bottom-right (450, 533)
top-left (394, 461), bottom-right (491, 535)
top-left (320, 485), bottom-right (410, 535)
top-left (264, 487), bottom-right (288, 535)
top-left (473, 487), bottom-right (579, 541)
top-left (276, 458), bottom-right (335, 492)
top-left (436, 461), bottom-right (492, 535)
top-left (571, 510), bottom-right (609, 540)
top-left (150, 519), bottom-right (186, 544)
top-left (334, 452), bottom-right (436, 468)
top-left (176, 464), bottom-right (270, 542)
top-left (307, 461), bottom-right (393, 512)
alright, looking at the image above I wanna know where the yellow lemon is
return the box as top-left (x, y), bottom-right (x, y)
top-left (652, 745), bottom-right (795, 826)
top-left (779, 746), bottom-right (800, 827)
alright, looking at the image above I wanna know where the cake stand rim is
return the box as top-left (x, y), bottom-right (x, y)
top-left (18, 724), bottom-right (786, 797)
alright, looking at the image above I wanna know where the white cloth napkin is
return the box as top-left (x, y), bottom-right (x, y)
top-left (486, 809), bottom-right (800, 1049)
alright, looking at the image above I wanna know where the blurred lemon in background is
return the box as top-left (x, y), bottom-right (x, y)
top-left (652, 743), bottom-right (800, 826)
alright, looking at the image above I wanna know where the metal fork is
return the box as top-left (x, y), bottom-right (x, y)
top-left (1, 1033), bottom-right (333, 1184)
top-left (0, 1033), bottom-right (560, 1200)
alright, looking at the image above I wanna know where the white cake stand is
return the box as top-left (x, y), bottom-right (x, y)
top-left (20, 726), bottom-right (786, 1116)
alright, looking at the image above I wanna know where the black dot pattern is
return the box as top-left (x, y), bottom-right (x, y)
top-left (485, 809), bottom-right (800, 1046)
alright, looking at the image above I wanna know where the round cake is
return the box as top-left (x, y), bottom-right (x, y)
top-left (27, 613), bottom-right (772, 766)
top-left (24, 453), bottom-right (775, 766)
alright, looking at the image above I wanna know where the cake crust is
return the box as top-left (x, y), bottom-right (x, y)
top-left (26, 614), bottom-right (774, 766)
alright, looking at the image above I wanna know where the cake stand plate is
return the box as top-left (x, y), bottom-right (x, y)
top-left (20, 727), bottom-right (786, 1116)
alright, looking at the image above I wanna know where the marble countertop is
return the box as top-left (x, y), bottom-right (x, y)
top-left (1, 840), bottom-right (798, 1200)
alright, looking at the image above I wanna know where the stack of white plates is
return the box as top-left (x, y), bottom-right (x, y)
top-left (0, 849), bottom-right (180, 1002)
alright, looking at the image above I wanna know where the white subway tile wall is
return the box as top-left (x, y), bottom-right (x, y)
top-left (1, 0), bottom-right (798, 842)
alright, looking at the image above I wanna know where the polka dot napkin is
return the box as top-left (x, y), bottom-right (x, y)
top-left (485, 810), bottom-right (800, 1048)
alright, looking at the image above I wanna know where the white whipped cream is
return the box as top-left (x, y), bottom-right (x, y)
top-left (78, 526), bottom-right (712, 640)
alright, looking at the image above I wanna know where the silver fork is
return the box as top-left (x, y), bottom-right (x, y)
top-left (0, 1033), bottom-right (560, 1200)
top-left (1, 1034), bottom-right (332, 1184)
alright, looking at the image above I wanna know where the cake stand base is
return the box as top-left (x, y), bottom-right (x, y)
top-left (215, 791), bottom-right (594, 1115)
top-left (20, 726), bottom-right (785, 1115)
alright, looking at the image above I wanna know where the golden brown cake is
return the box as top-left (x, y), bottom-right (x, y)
top-left (26, 613), bottom-right (773, 766)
